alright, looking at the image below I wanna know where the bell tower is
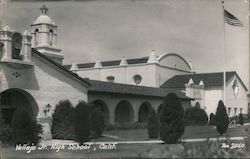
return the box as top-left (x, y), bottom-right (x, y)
top-left (31, 5), bottom-right (63, 64)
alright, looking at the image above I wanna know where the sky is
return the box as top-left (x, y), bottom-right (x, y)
top-left (1, 0), bottom-right (249, 89)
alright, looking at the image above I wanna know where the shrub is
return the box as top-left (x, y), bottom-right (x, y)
top-left (184, 106), bottom-right (208, 125)
top-left (159, 93), bottom-right (185, 144)
top-left (74, 101), bottom-right (91, 144)
top-left (209, 113), bottom-right (216, 125)
top-left (215, 100), bottom-right (229, 135)
top-left (239, 113), bottom-right (244, 125)
top-left (90, 107), bottom-right (105, 138)
top-left (52, 100), bottom-right (74, 139)
top-left (147, 108), bottom-right (159, 139)
top-left (194, 102), bottom-right (201, 108)
top-left (28, 120), bottom-right (43, 145)
top-left (11, 108), bottom-right (42, 145)
top-left (0, 120), bottom-right (12, 144)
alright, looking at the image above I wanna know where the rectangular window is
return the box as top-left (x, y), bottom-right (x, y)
top-left (240, 108), bottom-right (243, 113)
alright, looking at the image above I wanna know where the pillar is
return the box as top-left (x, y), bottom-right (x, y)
top-left (23, 30), bottom-right (32, 62)
top-left (0, 25), bottom-right (13, 60)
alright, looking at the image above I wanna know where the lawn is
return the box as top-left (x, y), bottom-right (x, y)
top-left (1, 125), bottom-right (250, 158)
top-left (103, 124), bottom-right (250, 141)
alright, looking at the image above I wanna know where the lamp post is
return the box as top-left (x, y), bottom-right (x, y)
top-left (44, 104), bottom-right (52, 117)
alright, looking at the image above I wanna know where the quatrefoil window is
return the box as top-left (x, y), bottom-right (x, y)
top-left (12, 72), bottom-right (21, 78)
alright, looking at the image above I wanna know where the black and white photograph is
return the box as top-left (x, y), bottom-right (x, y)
top-left (0, 0), bottom-right (249, 158)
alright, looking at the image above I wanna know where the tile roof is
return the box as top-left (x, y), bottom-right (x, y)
top-left (32, 48), bottom-right (91, 87)
top-left (64, 57), bottom-right (149, 69)
top-left (160, 71), bottom-right (247, 90)
top-left (87, 79), bottom-right (193, 100)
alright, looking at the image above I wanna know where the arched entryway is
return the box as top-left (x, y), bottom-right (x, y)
top-left (138, 102), bottom-right (152, 123)
top-left (0, 88), bottom-right (39, 125)
top-left (115, 100), bottom-right (134, 123)
top-left (90, 100), bottom-right (110, 124)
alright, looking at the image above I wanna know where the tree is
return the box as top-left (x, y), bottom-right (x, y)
top-left (159, 93), bottom-right (185, 144)
top-left (90, 107), bottom-right (105, 138)
top-left (74, 101), bottom-right (91, 144)
top-left (184, 105), bottom-right (208, 125)
top-left (52, 100), bottom-right (74, 139)
top-left (11, 108), bottom-right (42, 145)
top-left (239, 113), bottom-right (244, 125)
top-left (215, 100), bottom-right (229, 135)
top-left (147, 108), bottom-right (159, 139)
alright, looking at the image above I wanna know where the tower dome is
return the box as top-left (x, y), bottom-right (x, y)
top-left (31, 5), bottom-right (63, 64)
top-left (33, 15), bottom-right (55, 25)
top-left (33, 5), bottom-right (55, 25)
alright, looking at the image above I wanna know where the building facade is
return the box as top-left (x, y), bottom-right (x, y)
top-left (161, 72), bottom-right (248, 117)
top-left (0, 5), bottom-right (248, 139)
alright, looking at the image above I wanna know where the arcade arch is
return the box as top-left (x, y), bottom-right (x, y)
top-left (115, 100), bottom-right (134, 123)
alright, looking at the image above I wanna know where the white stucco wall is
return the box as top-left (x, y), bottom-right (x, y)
top-left (74, 53), bottom-right (192, 88)
top-left (0, 54), bottom-right (88, 119)
top-left (156, 65), bottom-right (190, 87)
top-left (226, 75), bottom-right (248, 116)
top-left (204, 87), bottom-right (222, 116)
top-left (77, 63), bottom-right (158, 87)
top-left (199, 75), bottom-right (248, 117)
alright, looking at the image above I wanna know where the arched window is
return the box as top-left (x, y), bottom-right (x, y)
top-left (133, 74), bottom-right (142, 85)
top-left (12, 32), bottom-right (22, 60)
top-left (49, 29), bottom-right (53, 46)
top-left (106, 76), bottom-right (115, 82)
top-left (34, 29), bottom-right (39, 46)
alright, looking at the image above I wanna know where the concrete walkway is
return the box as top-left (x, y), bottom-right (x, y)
top-left (40, 136), bottom-right (247, 146)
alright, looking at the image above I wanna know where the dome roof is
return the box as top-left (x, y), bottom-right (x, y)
top-left (32, 5), bottom-right (55, 26)
top-left (33, 14), bottom-right (55, 25)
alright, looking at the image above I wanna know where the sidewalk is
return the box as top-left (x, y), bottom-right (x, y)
top-left (40, 136), bottom-right (247, 146)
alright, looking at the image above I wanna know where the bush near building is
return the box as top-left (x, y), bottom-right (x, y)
top-left (147, 108), bottom-right (159, 139)
top-left (209, 113), bottom-right (216, 125)
top-left (74, 101), bottom-right (91, 144)
top-left (11, 108), bottom-right (42, 145)
top-left (90, 107), bottom-right (105, 138)
top-left (184, 105), bottom-right (208, 126)
top-left (215, 100), bottom-right (229, 135)
top-left (159, 93), bottom-right (185, 144)
top-left (0, 120), bottom-right (12, 144)
top-left (239, 113), bottom-right (244, 125)
top-left (52, 100), bottom-right (74, 139)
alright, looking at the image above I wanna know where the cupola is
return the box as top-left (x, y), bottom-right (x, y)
top-left (31, 5), bottom-right (63, 64)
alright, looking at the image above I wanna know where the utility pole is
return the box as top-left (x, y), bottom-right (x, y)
top-left (248, 0), bottom-right (250, 111)
top-left (0, 0), bottom-right (2, 29)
